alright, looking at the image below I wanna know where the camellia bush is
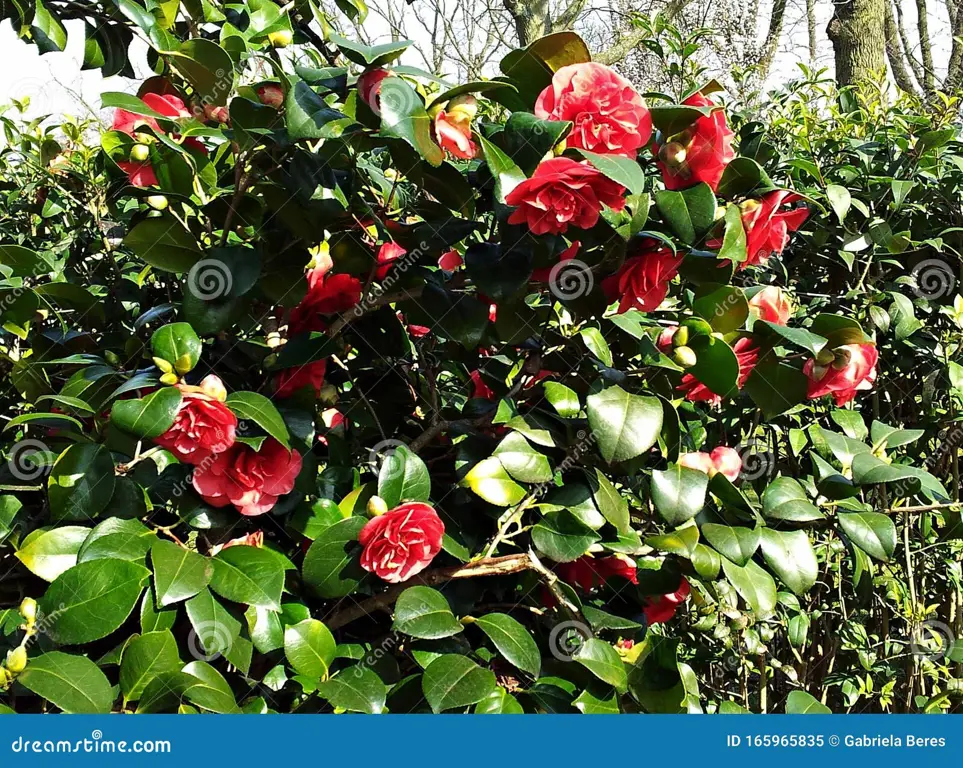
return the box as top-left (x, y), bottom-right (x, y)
top-left (0, 8), bottom-right (960, 714)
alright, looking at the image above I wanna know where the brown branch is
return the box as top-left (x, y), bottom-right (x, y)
top-left (323, 553), bottom-right (533, 630)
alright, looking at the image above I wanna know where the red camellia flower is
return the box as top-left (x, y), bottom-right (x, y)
top-left (557, 555), bottom-right (638, 592)
top-left (749, 285), bottom-right (793, 325)
top-left (288, 263), bottom-right (363, 334)
top-left (643, 577), bottom-right (691, 625)
top-left (192, 438), bottom-right (302, 517)
top-left (679, 446), bottom-right (742, 482)
top-left (274, 359), bottom-right (327, 399)
top-left (602, 242), bottom-right (685, 313)
top-left (358, 502), bottom-right (445, 583)
top-left (375, 241), bottom-right (406, 279)
top-left (256, 83), bottom-right (284, 109)
top-left (804, 343), bottom-right (878, 405)
top-left (112, 91), bottom-right (207, 187)
top-left (505, 157), bottom-right (626, 235)
top-left (740, 191), bottom-right (809, 269)
top-left (434, 95), bottom-right (478, 160)
top-left (438, 249), bottom-right (462, 271)
top-left (358, 68), bottom-right (391, 115)
top-left (677, 337), bottom-right (759, 405)
top-left (654, 92), bottom-right (735, 192)
top-left (470, 369), bottom-right (495, 400)
top-left (154, 375), bottom-right (237, 465)
top-left (535, 62), bottom-right (652, 157)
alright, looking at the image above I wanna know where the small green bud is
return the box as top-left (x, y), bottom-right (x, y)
top-left (19, 598), bottom-right (37, 625)
top-left (367, 495), bottom-right (388, 517)
top-left (5, 646), bottom-right (27, 674)
top-left (673, 325), bottom-right (689, 347)
top-left (129, 143), bottom-right (150, 163)
top-left (146, 195), bottom-right (168, 211)
top-left (153, 356), bottom-right (174, 374)
top-left (673, 346), bottom-right (697, 368)
top-left (159, 372), bottom-right (179, 385)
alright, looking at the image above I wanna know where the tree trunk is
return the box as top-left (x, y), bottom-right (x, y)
top-left (826, 0), bottom-right (886, 86)
top-left (806, 0), bottom-right (818, 65)
top-left (502, 0), bottom-right (549, 46)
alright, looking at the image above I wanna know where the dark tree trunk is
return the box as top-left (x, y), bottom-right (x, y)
top-left (827, 0), bottom-right (886, 86)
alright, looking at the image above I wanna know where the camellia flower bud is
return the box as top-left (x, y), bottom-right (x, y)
top-left (153, 356), bottom-right (174, 374)
top-left (815, 348), bottom-right (835, 366)
top-left (268, 29), bottom-right (293, 48)
top-left (447, 94), bottom-right (478, 121)
top-left (19, 598), bottom-right (37, 625)
top-left (0, 667), bottom-right (10, 688)
top-left (659, 140), bottom-right (687, 167)
top-left (129, 143), bottom-right (150, 163)
top-left (5, 646), bottom-right (27, 674)
top-left (146, 195), bottom-right (168, 211)
top-left (367, 495), bottom-right (388, 517)
top-left (672, 325), bottom-right (689, 347)
top-left (160, 372), bottom-right (179, 385)
top-left (673, 346), bottom-right (697, 368)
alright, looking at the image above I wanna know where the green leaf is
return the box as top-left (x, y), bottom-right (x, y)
top-left (743, 360), bottom-right (810, 418)
top-left (422, 654), bottom-right (497, 713)
top-left (838, 511), bottom-right (897, 561)
top-left (532, 510), bottom-right (600, 562)
top-left (41, 558), bottom-right (149, 644)
top-left (151, 539), bottom-right (213, 606)
top-left (574, 688), bottom-right (620, 714)
top-left (330, 32), bottom-right (410, 66)
top-left (210, 545), bottom-right (285, 609)
top-left (167, 38), bottom-right (234, 107)
top-left (479, 134), bottom-right (525, 202)
top-left (48, 443), bottom-right (116, 523)
top-left (284, 618), bottom-right (337, 680)
top-left (686, 334), bottom-right (739, 401)
top-left (30, 0), bottom-right (67, 54)
top-left (825, 184), bottom-right (851, 222)
top-left (393, 586), bottom-right (464, 640)
top-left (573, 638), bottom-right (628, 692)
top-left (651, 465), bottom-right (707, 526)
top-left (77, 518), bottom-right (153, 563)
top-left (151, 322), bottom-right (202, 373)
top-left (693, 284), bottom-right (748, 333)
top-left (120, 630), bottom-right (181, 702)
top-left (649, 103), bottom-right (713, 136)
top-left (184, 588), bottom-right (242, 658)
top-left (0, 244), bottom-right (55, 277)
top-left (19, 652), bottom-right (113, 714)
top-left (493, 432), bottom-right (552, 484)
top-left (475, 613), bottom-right (540, 677)
top-left (182, 660), bottom-right (240, 713)
top-left (140, 587), bottom-right (176, 633)
top-left (761, 477), bottom-right (823, 522)
top-left (702, 524), bottom-right (760, 566)
top-left (580, 327), bottom-right (613, 366)
top-left (476, 687), bottom-right (524, 714)
top-left (377, 444), bottom-right (431, 507)
top-left (785, 690), bottom-right (831, 714)
top-left (15, 525), bottom-right (89, 582)
top-left (543, 382), bottom-right (580, 417)
top-left (645, 524), bottom-right (699, 559)
top-left (586, 386), bottom-right (663, 463)
top-left (226, 391), bottom-right (291, 448)
top-left (285, 79), bottom-right (354, 141)
top-left (758, 529), bottom-right (818, 596)
top-left (721, 558), bottom-right (777, 618)
top-left (501, 111), bottom-right (570, 174)
top-left (123, 215), bottom-right (201, 272)
top-left (577, 150), bottom-right (644, 195)
top-left (654, 183), bottom-right (717, 245)
top-left (464, 457), bottom-right (526, 506)
top-left (592, 470), bottom-right (630, 533)
top-left (110, 387), bottom-right (182, 438)
top-left (302, 516), bottom-right (367, 598)
top-left (379, 78), bottom-right (444, 167)
top-left (715, 157), bottom-right (774, 199)
top-left (318, 666), bottom-right (388, 713)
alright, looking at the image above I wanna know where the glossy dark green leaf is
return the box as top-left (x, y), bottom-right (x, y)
top-left (19, 652), bottom-right (113, 714)
top-left (379, 78), bottom-right (444, 167)
top-left (302, 516), bottom-right (367, 598)
top-left (393, 586), bottom-right (464, 640)
top-left (210, 545), bottom-right (285, 609)
top-left (532, 510), bottom-right (600, 563)
top-left (284, 618), bottom-right (337, 680)
top-left (124, 215), bottom-right (201, 272)
top-left (651, 465), bottom-right (708, 526)
top-left (573, 638), bottom-right (628, 692)
top-left (110, 387), bottom-right (182, 438)
top-left (654, 183), bottom-right (717, 245)
top-left (226, 391), bottom-right (291, 448)
top-left (182, 660), bottom-right (240, 713)
top-left (761, 477), bottom-right (824, 522)
top-left (422, 654), bottom-right (497, 713)
top-left (377, 444), bottom-right (430, 507)
top-left (464, 457), bottom-right (526, 506)
top-left (285, 79), bottom-right (354, 141)
top-left (838, 511), bottom-right (897, 561)
top-left (702, 524), bottom-right (760, 566)
top-left (184, 588), bottom-right (242, 658)
top-left (493, 432), bottom-right (552, 484)
top-left (41, 558), bottom-right (149, 644)
top-left (474, 613), bottom-right (540, 677)
top-left (77, 518), bottom-right (153, 563)
top-left (120, 630), bottom-right (181, 702)
top-left (318, 666), bottom-right (388, 713)
top-left (15, 525), bottom-right (89, 582)
top-left (721, 558), bottom-right (776, 618)
top-left (586, 386), bottom-right (663, 463)
top-left (151, 539), bottom-right (213, 606)
top-left (48, 443), bottom-right (116, 523)
top-left (758, 529), bottom-right (818, 596)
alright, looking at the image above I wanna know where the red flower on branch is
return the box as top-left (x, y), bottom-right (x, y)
top-left (274, 359), bottom-right (327, 399)
top-left (358, 502), bottom-right (445, 583)
top-left (602, 242), bottom-right (684, 313)
top-left (154, 375), bottom-right (237, 465)
top-left (192, 438), bottom-right (302, 516)
top-left (749, 286), bottom-right (793, 325)
top-left (654, 92), bottom-right (735, 192)
top-left (643, 577), bottom-right (691, 625)
top-left (740, 191), bottom-right (809, 269)
top-left (804, 343), bottom-right (878, 405)
top-left (505, 157), bottom-right (625, 235)
top-left (535, 62), bottom-right (652, 157)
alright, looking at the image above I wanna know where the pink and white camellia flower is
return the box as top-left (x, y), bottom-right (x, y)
top-left (804, 343), bottom-right (878, 406)
top-left (654, 91), bottom-right (735, 192)
top-left (358, 501), bottom-right (445, 583)
top-left (192, 438), bottom-right (302, 516)
top-left (154, 375), bottom-right (237, 465)
top-left (535, 62), bottom-right (652, 157)
top-left (679, 446), bottom-right (742, 482)
top-left (749, 286), bottom-right (794, 325)
top-left (505, 157), bottom-right (626, 236)
top-left (256, 83), bottom-right (284, 109)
